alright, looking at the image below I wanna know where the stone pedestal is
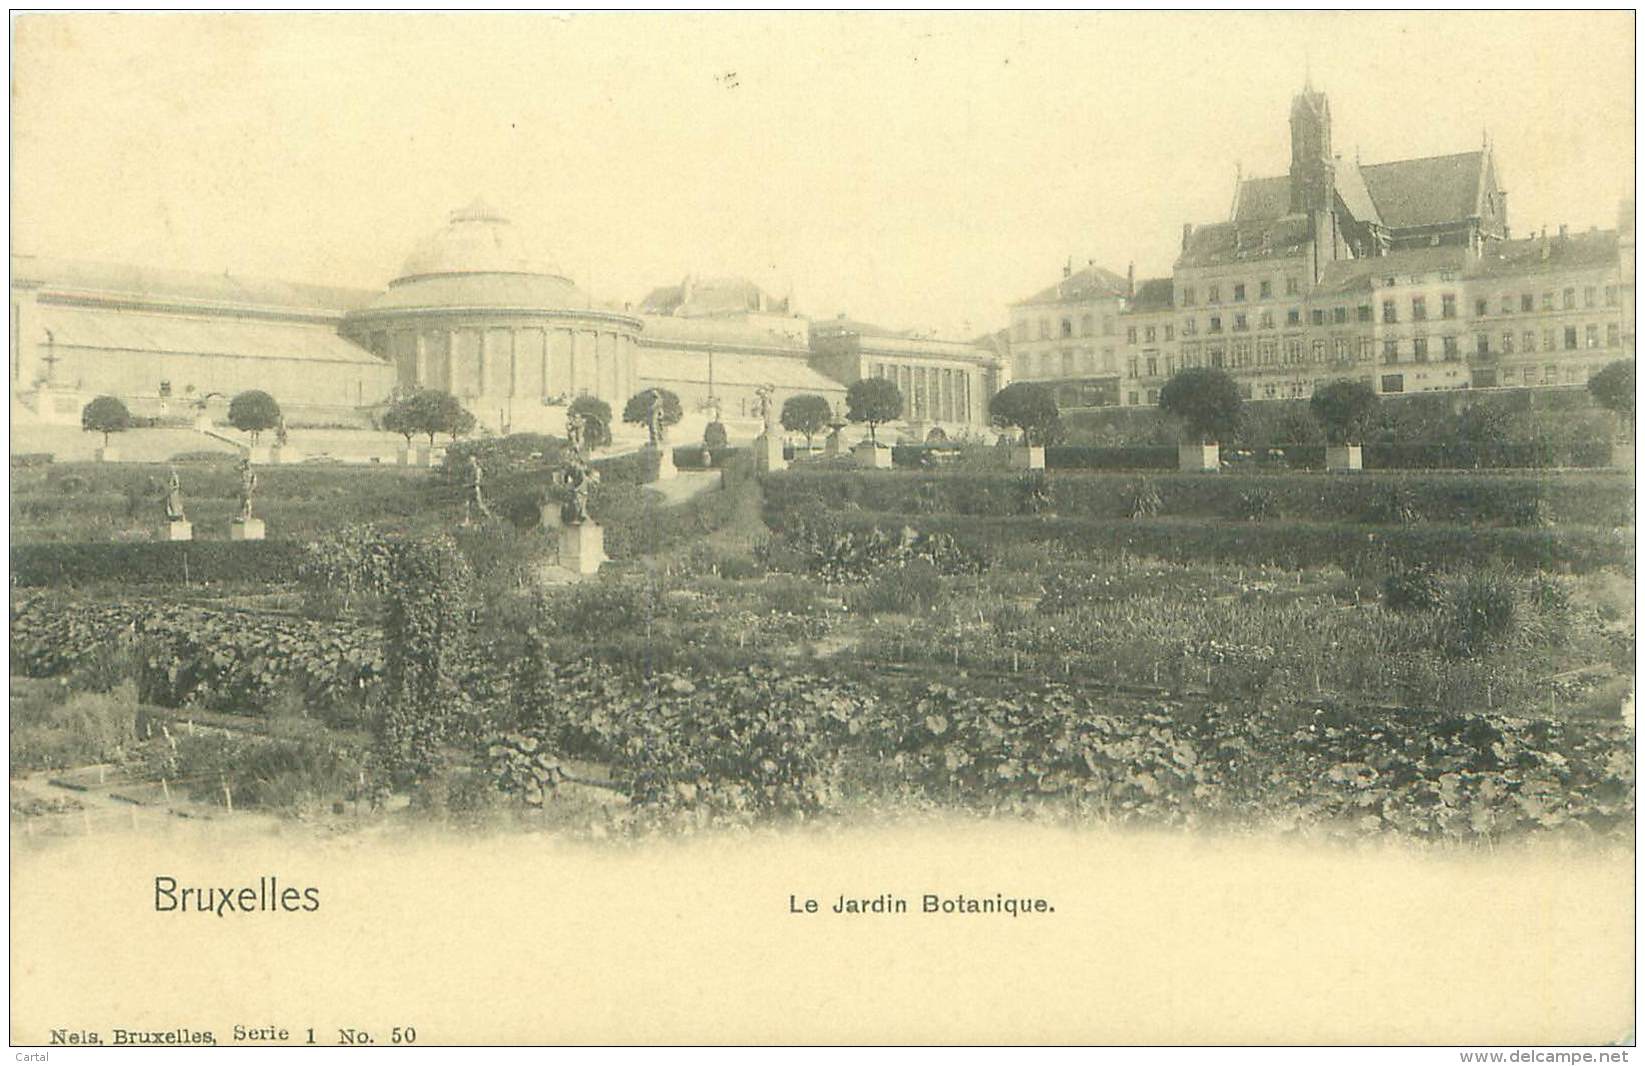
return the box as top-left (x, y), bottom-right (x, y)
top-left (854, 440), bottom-right (893, 469)
top-left (95, 445), bottom-right (120, 463)
top-left (1008, 445), bottom-right (1045, 471)
top-left (164, 520), bottom-right (193, 542)
top-left (230, 518), bottom-right (266, 541)
top-left (559, 521), bottom-right (605, 575)
top-left (824, 428), bottom-right (845, 458)
top-left (1179, 442), bottom-right (1220, 472)
top-left (1326, 444), bottom-right (1363, 472)
top-left (539, 500), bottom-right (564, 532)
top-left (647, 444), bottom-right (677, 482)
top-left (755, 431), bottom-right (787, 473)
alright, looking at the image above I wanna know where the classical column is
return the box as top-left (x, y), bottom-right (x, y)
top-left (414, 332), bottom-right (428, 386)
top-left (508, 329), bottom-right (520, 398)
top-left (445, 330), bottom-right (459, 392)
top-left (477, 331), bottom-right (491, 396)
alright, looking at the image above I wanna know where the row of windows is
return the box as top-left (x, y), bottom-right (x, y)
top-left (1179, 276), bottom-right (1302, 307)
top-left (1478, 285), bottom-right (1619, 317)
top-left (1015, 312), bottom-right (1118, 342)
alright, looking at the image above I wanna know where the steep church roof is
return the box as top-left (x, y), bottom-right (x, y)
top-left (1358, 151), bottom-right (1489, 229)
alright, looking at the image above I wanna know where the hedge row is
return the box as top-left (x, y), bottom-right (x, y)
top-left (761, 469), bottom-right (1634, 529)
top-left (764, 509), bottom-right (1632, 574)
top-left (10, 541), bottom-right (310, 588)
top-left (889, 440), bottom-right (1616, 471)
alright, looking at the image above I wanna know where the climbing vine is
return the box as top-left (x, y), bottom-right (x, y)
top-left (377, 535), bottom-right (474, 783)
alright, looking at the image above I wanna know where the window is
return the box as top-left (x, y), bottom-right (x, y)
top-left (1126, 356), bottom-right (1139, 378)
top-left (1286, 277), bottom-right (1300, 296)
top-left (1061, 317), bottom-right (1073, 337)
top-left (1208, 316), bottom-right (1223, 333)
top-left (1358, 338), bottom-right (1375, 362)
top-left (1523, 330), bottom-right (1537, 353)
top-left (1144, 326), bottom-right (1157, 343)
top-left (1233, 283), bottom-right (1246, 302)
top-left (1382, 338), bottom-right (1399, 363)
top-left (1442, 335), bottom-right (1458, 360)
top-left (1260, 280), bottom-right (1272, 299)
top-left (1286, 339), bottom-right (1305, 365)
top-left (1605, 285), bottom-right (1619, 306)
top-left (1038, 318), bottom-right (1050, 339)
top-left (1442, 294), bottom-right (1456, 319)
top-left (1209, 345), bottom-right (1225, 368)
top-left (1259, 310), bottom-right (1274, 329)
top-left (1412, 296), bottom-right (1427, 322)
top-left (1584, 286), bottom-right (1596, 308)
top-left (1564, 326), bottom-right (1578, 350)
top-left (1145, 355), bottom-right (1158, 377)
top-left (1333, 337), bottom-right (1349, 362)
top-left (1181, 286), bottom-right (1196, 307)
top-left (1181, 342), bottom-right (1200, 367)
top-left (1522, 294), bottom-right (1534, 313)
top-left (1311, 309), bottom-right (1326, 326)
top-left (1501, 295), bottom-right (1514, 314)
top-left (1381, 374), bottom-right (1405, 394)
top-left (1264, 383), bottom-right (1278, 399)
top-left (1382, 300), bottom-right (1397, 324)
top-left (1102, 348), bottom-right (1116, 372)
top-left (1608, 323), bottom-right (1621, 347)
top-left (1585, 324), bottom-right (1599, 349)
top-left (1475, 298), bottom-right (1489, 318)
top-left (1165, 356), bottom-right (1175, 375)
top-left (1258, 339), bottom-right (1277, 365)
top-left (1183, 317), bottom-right (1197, 336)
top-left (1311, 339), bottom-right (1326, 364)
top-left (1523, 366), bottom-right (1536, 386)
top-left (1233, 313), bottom-right (1248, 332)
top-left (1164, 325), bottom-right (1174, 341)
top-left (1288, 309), bottom-right (1301, 326)
top-left (1543, 328), bottom-right (1556, 351)
top-left (1544, 364), bottom-right (1558, 384)
top-left (1502, 332), bottom-right (1515, 354)
top-left (1233, 341), bottom-right (1251, 367)
top-left (1081, 348), bottom-right (1095, 372)
top-left (1126, 327), bottom-right (1138, 344)
top-left (1128, 391), bottom-right (1139, 406)
top-left (1476, 334), bottom-right (1490, 356)
top-left (1563, 288), bottom-right (1576, 310)
top-left (1080, 314), bottom-right (1094, 336)
top-left (1541, 292), bottom-right (1554, 311)
top-left (1146, 389), bottom-right (1159, 405)
top-left (1413, 336), bottom-right (1429, 362)
top-left (1208, 284), bottom-right (1221, 303)
top-left (1357, 305), bottom-right (1372, 323)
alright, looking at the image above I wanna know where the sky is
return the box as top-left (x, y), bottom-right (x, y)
top-left (10, 11), bottom-right (1636, 340)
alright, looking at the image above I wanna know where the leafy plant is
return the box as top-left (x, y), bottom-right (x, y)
top-left (781, 394), bottom-right (834, 450)
top-left (228, 390), bottom-right (282, 444)
top-left (568, 396), bottom-right (614, 448)
top-left (1158, 367), bottom-right (1243, 444)
top-left (1381, 565), bottom-right (1444, 613)
top-left (989, 382), bottom-right (1062, 447)
top-left (622, 388), bottom-right (683, 443)
top-left (1309, 379), bottom-right (1380, 445)
top-left (1588, 359), bottom-right (1634, 440)
top-left (846, 378), bottom-right (903, 444)
top-left (81, 396), bottom-right (131, 448)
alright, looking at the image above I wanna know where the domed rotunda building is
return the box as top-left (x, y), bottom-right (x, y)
top-left (341, 200), bottom-right (642, 434)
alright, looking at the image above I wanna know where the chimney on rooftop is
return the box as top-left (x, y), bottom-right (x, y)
top-left (1127, 262), bottom-right (1135, 298)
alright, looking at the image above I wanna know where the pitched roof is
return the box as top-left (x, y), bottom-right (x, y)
top-left (1232, 176), bottom-right (1290, 223)
top-left (1313, 245), bottom-right (1470, 295)
top-left (1332, 157), bottom-right (1382, 227)
top-left (1126, 277), bottom-right (1175, 313)
top-left (12, 254), bottom-right (376, 315)
top-left (1012, 265), bottom-right (1131, 306)
top-left (1359, 151), bottom-right (1487, 229)
top-left (33, 303), bottom-right (389, 366)
top-left (639, 275), bottom-right (788, 317)
top-left (1176, 216), bottom-right (1312, 269)
top-left (1467, 229), bottom-right (1621, 280)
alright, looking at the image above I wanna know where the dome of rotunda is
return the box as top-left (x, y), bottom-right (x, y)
top-left (366, 200), bottom-right (586, 312)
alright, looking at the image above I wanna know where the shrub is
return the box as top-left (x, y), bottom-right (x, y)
top-left (1362, 484), bottom-right (1419, 525)
top-left (10, 542), bottom-right (309, 587)
top-left (849, 558), bottom-right (947, 615)
top-left (1445, 572), bottom-right (1521, 658)
top-left (228, 390), bottom-right (282, 443)
top-left (1309, 379), bottom-right (1380, 445)
top-left (1588, 359), bottom-right (1635, 439)
top-left (81, 396), bottom-right (131, 447)
top-left (1159, 367), bottom-right (1243, 444)
top-left (781, 394), bottom-right (835, 450)
top-left (846, 378), bottom-right (903, 444)
top-left (1230, 487), bottom-right (1279, 522)
top-left (568, 396), bottom-right (614, 448)
top-left (622, 388), bottom-right (684, 442)
top-left (1381, 566), bottom-right (1445, 613)
top-left (1127, 479), bottom-right (1163, 519)
top-left (384, 388), bottom-right (473, 447)
top-left (989, 382), bottom-right (1062, 447)
top-left (12, 682), bottom-right (139, 772)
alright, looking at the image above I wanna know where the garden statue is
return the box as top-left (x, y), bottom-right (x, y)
top-left (755, 384), bottom-right (777, 433)
top-left (647, 390), bottom-right (666, 446)
top-left (164, 467), bottom-right (187, 523)
top-left (275, 418), bottom-right (289, 449)
top-left (557, 453), bottom-right (600, 526)
top-left (464, 453), bottom-right (493, 525)
top-left (566, 410), bottom-right (587, 459)
top-left (236, 455), bottom-right (258, 522)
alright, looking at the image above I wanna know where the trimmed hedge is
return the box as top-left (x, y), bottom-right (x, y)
top-left (766, 510), bottom-right (1632, 574)
top-left (10, 541), bottom-right (309, 588)
top-left (761, 469), bottom-right (1634, 529)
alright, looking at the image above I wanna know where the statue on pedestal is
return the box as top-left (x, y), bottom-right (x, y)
top-left (557, 412), bottom-right (601, 525)
top-left (235, 455), bottom-right (258, 522)
top-left (647, 390), bottom-right (666, 447)
top-left (163, 468), bottom-right (187, 523)
top-left (755, 384), bottom-right (777, 434)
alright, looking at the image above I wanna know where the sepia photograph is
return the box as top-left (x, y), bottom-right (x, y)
top-left (7, 9), bottom-right (1638, 1050)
